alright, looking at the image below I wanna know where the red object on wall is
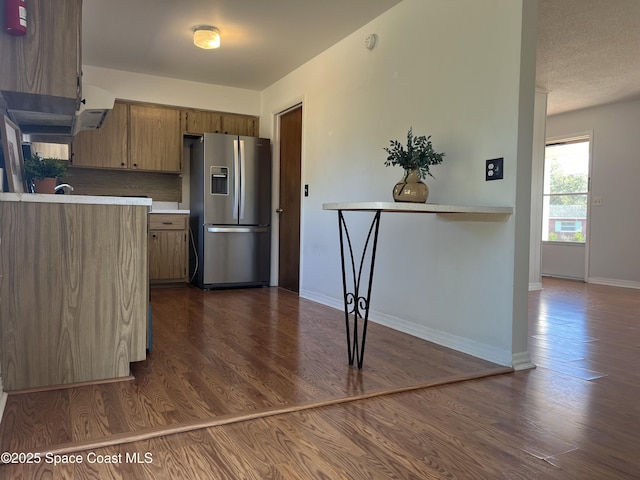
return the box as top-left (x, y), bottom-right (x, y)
top-left (5, 0), bottom-right (27, 35)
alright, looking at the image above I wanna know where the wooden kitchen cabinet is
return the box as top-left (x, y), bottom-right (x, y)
top-left (130, 104), bottom-right (182, 172)
top-left (149, 213), bottom-right (189, 284)
top-left (220, 113), bottom-right (259, 137)
top-left (72, 101), bottom-right (129, 169)
top-left (182, 108), bottom-right (259, 137)
top-left (73, 101), bottom-right (258, 172)
top-left (0, 0), bottom-right (82, 109)
top-left (182, 109), bottom-right (221, 135)
top-left (72, 101), bottom-right (182, 172)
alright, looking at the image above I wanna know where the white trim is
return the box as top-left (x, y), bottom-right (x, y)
top-left (588, 277), bottom-right (640, 290)
top-left (543, 131), bottom-right (593, 282)
top-left (270, 99), bottom-right (305, 288)
top-left (512, 352), bottom-right (536, 371)
top-left (300, 289), bottom-right (513, 367)
top-left (529, 282), bottom-right (543, 291)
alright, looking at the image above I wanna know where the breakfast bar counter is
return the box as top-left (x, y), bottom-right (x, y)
top-left (0, 193), bottom-right (151, 390)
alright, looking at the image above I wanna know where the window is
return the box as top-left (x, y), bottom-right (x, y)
top-left (542, 139), bottom-right (589, 243)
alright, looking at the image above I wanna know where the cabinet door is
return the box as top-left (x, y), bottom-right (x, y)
top-left (149, 230), bottom-right (188, 282)
top-left (130, 105), bottom-right (182, 172)
top-left (0, 0), bottom-right (81, 101)
top-left (220, 114), bottom-right (259, 136)
top-left (72, 102), bottom-right (129, 169)
top-left (183, 109), bottom-right (221, 135)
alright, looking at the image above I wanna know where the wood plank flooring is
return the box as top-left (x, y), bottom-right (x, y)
top-left (0, 286), bottom-right (506, 454)
top-left (2, 278), bottom-right (639, 479)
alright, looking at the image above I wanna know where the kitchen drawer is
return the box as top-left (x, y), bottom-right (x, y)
top-left (149, 214), bottom-right (188, 230)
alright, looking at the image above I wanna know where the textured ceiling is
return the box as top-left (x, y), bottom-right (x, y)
top-left (537, 0), bottom-right (640, 115)
top-left (81, 1), bottom-right (640, 116)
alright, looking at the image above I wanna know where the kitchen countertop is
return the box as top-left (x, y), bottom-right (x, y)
top-left (0, 193), bottom-right (153, 207)
top-left (150, 209), bottom-right (190, 214)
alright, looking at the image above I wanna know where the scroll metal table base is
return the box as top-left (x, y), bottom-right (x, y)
top-left (337, 209), bottom-right (381, 369)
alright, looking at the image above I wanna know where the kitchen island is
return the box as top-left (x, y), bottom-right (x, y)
top-left (0, 193), bottom-right (151, 391)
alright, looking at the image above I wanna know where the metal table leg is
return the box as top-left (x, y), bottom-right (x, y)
top-left (337, 209), bottom-right (381, 369)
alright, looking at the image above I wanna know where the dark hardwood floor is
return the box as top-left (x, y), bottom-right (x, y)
top-left (2, 278), bottom-right (639, 479)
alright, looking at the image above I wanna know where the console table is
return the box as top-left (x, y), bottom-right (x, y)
top-left (323, 202), bottom-right (513, 369)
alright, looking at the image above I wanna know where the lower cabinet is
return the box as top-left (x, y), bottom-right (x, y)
top-left (149, 213), bottom-right (189, 284)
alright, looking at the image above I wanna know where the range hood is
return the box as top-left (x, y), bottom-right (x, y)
top-left (73, 85), bottom-right (115, 134)
top-left (1, 85), bottom-right (115, 138)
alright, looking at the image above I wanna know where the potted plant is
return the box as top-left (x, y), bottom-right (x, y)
top-left (24, 153), bottom-right (68, 194)
top-left (384, 127), bottom-right (445, 203)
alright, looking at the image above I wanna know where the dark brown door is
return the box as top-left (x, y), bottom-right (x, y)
top-left (278, 105), bottom-right (302, 293)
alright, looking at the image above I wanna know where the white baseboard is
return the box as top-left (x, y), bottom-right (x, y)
top-left (529, 282), bottom-right (543, 291)
top-left (512, 352), bottom-right (536, 371)
top-left (588, 277), bottom-right (640, 290)
top-left (300, 289), bottom-right (513, 367)
top-left (300, 289), bottom-right (343, 311)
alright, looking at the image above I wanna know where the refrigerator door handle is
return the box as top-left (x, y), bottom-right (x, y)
top-left (239, 139), bottom-right (246, 220)
top-left (233, 139), bottom-right (240, 219)
top-left (207, 226), bottom-right (270, 234)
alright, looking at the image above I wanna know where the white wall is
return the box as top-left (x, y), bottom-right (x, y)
top-left (546, 99), bottom-right (640, 288)
top-left (82, 65), bottom-right (261, 115)
top-left (261, 0), bottom-right (537, 367)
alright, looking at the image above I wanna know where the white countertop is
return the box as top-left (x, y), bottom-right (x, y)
top-left (150, 209), bottom-right (190, 214)
top-left (0, 193), bottom-right (153, 207)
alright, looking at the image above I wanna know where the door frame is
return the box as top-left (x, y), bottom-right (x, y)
top-left (540, 131), bottom-right (594, 282)
top-left (271, 100), bottom-right (304, 289)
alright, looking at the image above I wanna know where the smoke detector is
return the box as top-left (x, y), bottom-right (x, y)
top-left (364, 34), bottom-right (377, 50)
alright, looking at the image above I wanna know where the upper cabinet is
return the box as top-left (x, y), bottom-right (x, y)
top-left (182, 109), bottom-right (259, 137)
top-left (220, 114), bottom-right (258, 137)
top-left (182, 109), bottom-right (221, 136)
top-left (73, 101), bottom-right (260, 172)
top-left (129, 104), bottom-right (182, 172)
top-left (72, 101), bottom-right (129, 169)
top-left (72, 101), bottom-right (182, 173)
top-left (0, 0), bottom-right (82, 113)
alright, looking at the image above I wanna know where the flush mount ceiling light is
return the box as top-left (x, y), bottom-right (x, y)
top-left (193, 25), bottom-right (220, 49)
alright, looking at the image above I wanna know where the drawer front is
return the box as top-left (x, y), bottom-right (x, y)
top-left (149, 214), bottom-right (187, 230)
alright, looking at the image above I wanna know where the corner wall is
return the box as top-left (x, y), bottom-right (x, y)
top-left (261, 0), bottom-right (537, 366)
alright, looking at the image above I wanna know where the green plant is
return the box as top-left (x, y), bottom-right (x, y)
top-left (24, 154), bottom-right (68, 181)
top-left (384, 127), bottom-right (445, 179)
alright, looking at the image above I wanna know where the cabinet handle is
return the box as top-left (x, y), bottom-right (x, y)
top-left (162, 222), bottom-right (173, 225)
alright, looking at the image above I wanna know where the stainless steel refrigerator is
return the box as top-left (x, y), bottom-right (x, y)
top-left (190, 133), bottom-right (271, 289)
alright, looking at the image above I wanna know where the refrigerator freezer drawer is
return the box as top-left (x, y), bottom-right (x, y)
top-left (202, 226), bottom-right (270, 287)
